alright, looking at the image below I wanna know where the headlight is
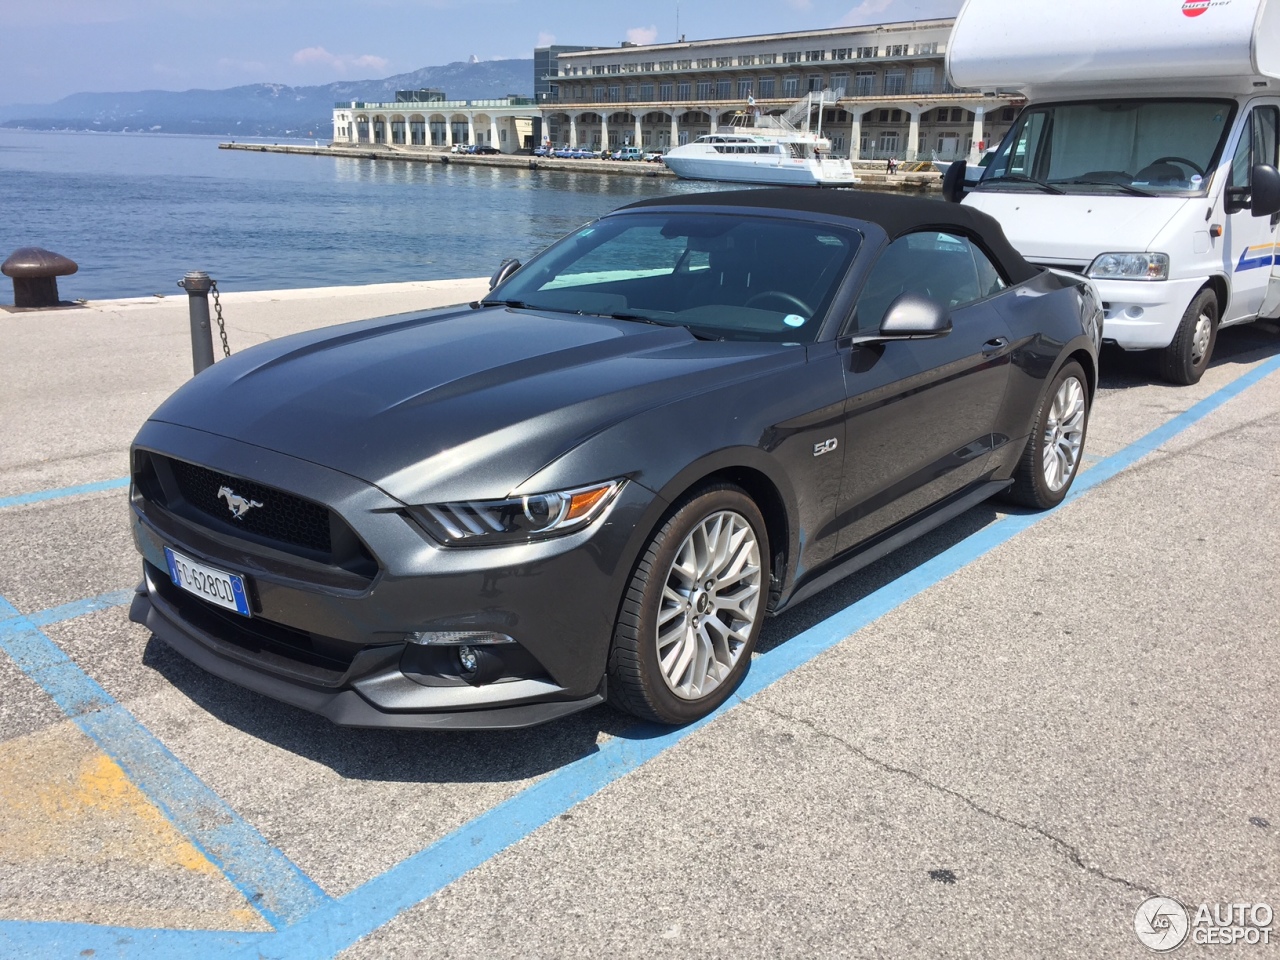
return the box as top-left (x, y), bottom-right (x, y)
top-left (1086, 252), bottom-right (1169, 281)
top-left (412, 480), bottom-right (625, 545)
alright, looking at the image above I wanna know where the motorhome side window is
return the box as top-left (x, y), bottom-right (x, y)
top-left (981, 99), bottom-right (1236, 196)
top-left (1230, 106), bottom-right (1280, 188)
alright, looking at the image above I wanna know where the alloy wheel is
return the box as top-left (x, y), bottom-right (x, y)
top-left (655, 510), bottom-right (762, 700)
top-left (1042, 376), bottom-right (1086, 493)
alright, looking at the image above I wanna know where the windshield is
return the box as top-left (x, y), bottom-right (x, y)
top-left (488, 212), bottom-right (861, 343)
top-left (977, 98), bottom-right (1236, 197)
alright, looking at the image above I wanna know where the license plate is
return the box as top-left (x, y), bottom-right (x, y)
top-left (164, 547), bottom-right (251, 617)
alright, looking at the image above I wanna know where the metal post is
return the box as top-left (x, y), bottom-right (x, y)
top-left (178, 271), bottom-right (215, 374)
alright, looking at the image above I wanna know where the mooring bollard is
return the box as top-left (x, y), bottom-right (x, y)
top-left (2, 247), bottom-right (78, 308)
top-left (178, 270), bottom-right (215, 374)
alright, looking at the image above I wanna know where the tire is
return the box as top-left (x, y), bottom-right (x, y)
top-left (1002, 360), bottom-right (1090, 509)
top-left (608, 485), bottom-right (768, 725)
top-left (1159, 288), bottom-right (1218, 385)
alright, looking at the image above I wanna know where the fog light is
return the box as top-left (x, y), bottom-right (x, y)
top-left (454, 644), bottom-right (503, 685)
top-left (457, 645), bottom-right (479, 674)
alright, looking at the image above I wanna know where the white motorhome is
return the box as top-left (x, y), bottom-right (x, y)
top-left (944, 0), bottom-right (1280, 383)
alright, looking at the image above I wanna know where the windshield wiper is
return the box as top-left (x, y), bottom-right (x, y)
top-left (479, 298), bottom-right (534, 309)
top-left (1053, 178), bottom-right (1157, 197)
top-left (606, 312), bottom-right (723, 341)
top-left (974, 174), bottom-right (1064, 195)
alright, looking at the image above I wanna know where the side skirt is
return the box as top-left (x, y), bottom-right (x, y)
top-left (772, 478), bottom-right (1012, 615)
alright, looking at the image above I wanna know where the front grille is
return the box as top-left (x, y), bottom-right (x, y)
top-left (169, 459), bottom-right (332, 554)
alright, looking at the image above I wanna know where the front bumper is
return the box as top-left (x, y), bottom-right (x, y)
top-left (129, 421), bottom-right (660, 730)
top-left (1091, 276), bottom-right (1206, 350)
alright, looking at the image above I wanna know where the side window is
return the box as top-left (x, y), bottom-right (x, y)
top-left (1231, 106), bottom-right (1280, 188)
top-left (853, 231), bottom-right (1004, 332)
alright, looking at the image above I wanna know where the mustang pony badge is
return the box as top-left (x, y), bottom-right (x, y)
top-left (217, 485), bottom-right (263, 519)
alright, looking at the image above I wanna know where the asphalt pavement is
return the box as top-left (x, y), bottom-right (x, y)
top-left (0, 283), bottom-right (1276, 959)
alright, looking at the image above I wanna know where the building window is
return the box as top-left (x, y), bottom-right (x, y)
top-left (715, 56), bottom-right (732, 68)
top-left (805, 50), bottom-right (825, 62)
top-left (713, 79), bottom-right (729, 99)
top-left (739, 54), bottom-right (756, 66)
top-left (697, 58), bottom-right (713, 68)
top-left (659, 60), bottom-right (674, 70)
top-left (758, 77), bottom-right (776, 98)
top-left (625, 84), bottom-right (637, 101)
top-left (855, 71), bottom-right (875, 96)
top-left (697, 80), bottom-right (713, 99)
top-left (641, 62), bottom-right (655, 71)
top-left (807, 74), bottom-right (823, 92)
top-left (660, 82), bottom-right (673, 99)
top-left (738, 78), bottom-right (754, 99)
top-left (832, 47), bottom-right (851, 60)
top-left (782, 51), bottom-right (801, 64)
top-left (593, 65), bottom-right (605, 75)
top-left (641, 83), bottom-right (654, 99)
top-left (914, 42), bottom-right (938, 55)
top-left (857, 46), bottom-right (877, 58)
top-left (677, 81), bottom-right (691, 99)
top-left (677, 59), bottom-right (692, 69)
top-left (886, 44), bottom-right (907, 57)
top-left (608, 85), bottom-right (621, 101)
top-left (884, 70), bottom-right (905, 95)
top-left (1002, 107), bottom-right (1016, 121)
top-left (783, 75), bottom-right (799, 97)
top-left (759, 53), bottom-right (777, 65)
top-left (623, 63), bottom-right (638, 73)
top-left (911, 66), bottom-right (935, 94)
top-left (594, 85), bottom-right (606, 100)
top-left (831, 72), bottom-right (848, 93)
top-left (607, 64), bottom-right (621, 74)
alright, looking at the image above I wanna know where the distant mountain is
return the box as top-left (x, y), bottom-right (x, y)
top-left (0, 60), bottom-right (534, 137)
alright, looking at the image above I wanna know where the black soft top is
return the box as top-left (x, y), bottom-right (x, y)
top-left (622, 188), bottom-right (1040, 285)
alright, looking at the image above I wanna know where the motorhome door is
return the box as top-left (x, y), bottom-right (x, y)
top-left (1226, 103), bottom-right (1280, 322)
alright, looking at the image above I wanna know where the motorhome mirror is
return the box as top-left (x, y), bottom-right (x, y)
top-left (942, 161), bottom-right (968, 203)
top-left (1249, 164), bottom-right (1280, 218)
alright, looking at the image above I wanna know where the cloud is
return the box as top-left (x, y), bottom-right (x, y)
top-left (537, 31), bottom-right (556, 47)
top-left (625, 26), bottom-right (659, 45)
top-left (838, 0), bottom-right (894, 24)
top-left (291, 46), bottom-right (389, 75)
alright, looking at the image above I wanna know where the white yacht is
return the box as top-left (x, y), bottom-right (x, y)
top-left (662, 131), bottom-right (858, 187)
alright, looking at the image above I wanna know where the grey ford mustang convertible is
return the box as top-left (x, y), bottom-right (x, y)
top-left (128, 190), bottom-right (1102, 729)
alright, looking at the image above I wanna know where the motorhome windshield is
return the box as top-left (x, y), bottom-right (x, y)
top-left (977, 99), bottom-right (1237, 197)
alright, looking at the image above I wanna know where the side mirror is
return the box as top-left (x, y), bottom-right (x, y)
top-left (489, 258), bottom-right (521, 289)
top-left (942, 160), bottom-right (968, 203)
top-left (1250, 163), bottom-right (1280, 218)
top-left (879, 293), bottom-right (952, 339)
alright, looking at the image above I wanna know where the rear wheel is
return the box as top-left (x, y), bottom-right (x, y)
top-left (1159, 288), bottom-right (1218, 385)
top-left (1002, 360), bottom-right (1090, 509)
top-left (608, 486), bottom-right (767, 725)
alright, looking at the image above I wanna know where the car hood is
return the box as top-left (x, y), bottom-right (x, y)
top-left (147, 305), bottom-right (797, 504)
top-left (963, 193), bottom-right (1189, 264)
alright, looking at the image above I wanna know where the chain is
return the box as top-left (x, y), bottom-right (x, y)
top-left (210, 279), bottom-right (231, 358)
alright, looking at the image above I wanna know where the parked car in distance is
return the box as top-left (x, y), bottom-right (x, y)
top-left (128, 190), bottom-right (1102, 731)
top-left (612, 146), bottom-right (644, 161)
top-left (553, 145), bottom-right (595, 159)
top-left (644, 149), bottom-right (665, 162)
top-left (473, 144), bottom-right (500, 155)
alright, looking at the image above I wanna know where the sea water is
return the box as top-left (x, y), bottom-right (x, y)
top-left (0, 129), bottom-right (737, 301)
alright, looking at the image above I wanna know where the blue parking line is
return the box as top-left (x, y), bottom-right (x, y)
top-left (0, 476), bottom-right (129, 510)
top-left (0, 921), bottom-right (264, 960)
top-left (241, 352), bottom-right (1280, 959)
top-left (0, 601), bottom-right (330, 930)
top-left (4, 589), bottom-right (135, 629)
top-left (3, 352), bottom-right (1278, 959)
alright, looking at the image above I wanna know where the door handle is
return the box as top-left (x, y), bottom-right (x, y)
top-left (981, 336), bottom-right (1010, 356)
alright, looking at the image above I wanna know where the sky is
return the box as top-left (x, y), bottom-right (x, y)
top-left (0, 0), bottom-right (964, 106)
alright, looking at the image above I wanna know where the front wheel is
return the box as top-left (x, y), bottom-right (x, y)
top-left (608, 486), bottom-right (768, 725)
top-left (1002, 360), bottom-right (1090, 509)
top-left (1159, 288), bottom-right (1218, 385)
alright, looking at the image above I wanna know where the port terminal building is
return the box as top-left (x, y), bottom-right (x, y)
top-left (332, 19), bottom-right (1019, 162)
